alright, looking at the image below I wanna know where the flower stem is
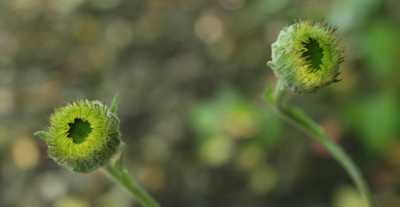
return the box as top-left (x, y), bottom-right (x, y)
top-left (101, 162), bottom-right (161, 207)
top-left (265, 79), bottom-right (376, 207)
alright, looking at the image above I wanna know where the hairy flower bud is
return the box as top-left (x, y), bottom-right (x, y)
top-left (35, 95), bottom-right (121, 173)
top-left (267, 18), bottom-right (346, 95)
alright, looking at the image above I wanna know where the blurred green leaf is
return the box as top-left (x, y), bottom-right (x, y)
top-left (262, 84), bottom-right (273, 104)
top-left (348, 91), bottom-right (400, 153)
top-left (256, 114), bottom-right (283, 149)
top-left (330, 0), bottom-right (381, 32)
top-left (359, 18), bottom-right (400, 80)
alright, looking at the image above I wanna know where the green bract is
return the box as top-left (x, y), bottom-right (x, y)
top-left (267, 18), bottom-right (345, 95)
top-left (35, 95), bottom-right (121, 173)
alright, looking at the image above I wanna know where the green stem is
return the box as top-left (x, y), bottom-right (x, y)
top-left (101, 162), bottom-right (161, 207)
top-left (267, 79), bottom-right (376, 207)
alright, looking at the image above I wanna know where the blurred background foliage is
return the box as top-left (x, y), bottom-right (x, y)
top-left (0, 0), bottom-right (400, 206)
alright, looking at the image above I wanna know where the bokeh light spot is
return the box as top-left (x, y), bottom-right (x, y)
top-left (194, 14), bottom-right (223, 44)
top-left (11, 137), bottom-right (40, 170)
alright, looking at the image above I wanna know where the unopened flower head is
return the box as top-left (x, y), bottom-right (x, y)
top-left (35, 95), bottom-right (121, 173)
top-left (267, 18), bottom-right (346, 95)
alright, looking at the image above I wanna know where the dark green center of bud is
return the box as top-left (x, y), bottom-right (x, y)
top-left (302, 38), bottom-right (324, 72)
top-left (68, 119), bottom-right (92, 144)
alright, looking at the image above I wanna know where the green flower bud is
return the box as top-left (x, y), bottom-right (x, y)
top-left (267, 18), bottom-right (346, 95)
top-left (35, 95), bottom-right (121, 173)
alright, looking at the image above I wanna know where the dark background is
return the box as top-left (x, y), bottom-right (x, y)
top-left (1, 0), bottom-right (400, 206)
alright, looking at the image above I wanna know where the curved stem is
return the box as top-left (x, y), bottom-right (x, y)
top-left (266, 80), bottom-right (376, 207)
top-left (101, 162), bottom-right (161, 207)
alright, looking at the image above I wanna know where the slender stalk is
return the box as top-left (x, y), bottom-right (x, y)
top-left (101, 162), bottom-right (161, 207)
top-left (267, 80), bottom-right (376, 207)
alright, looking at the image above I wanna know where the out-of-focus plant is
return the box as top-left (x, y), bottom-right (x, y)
top-left (264, 18), bottom-right (376, 207)
top-left (34, 95), bottom-right (161, 207)
top-left (189, 87), bottom-right (283, 164)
